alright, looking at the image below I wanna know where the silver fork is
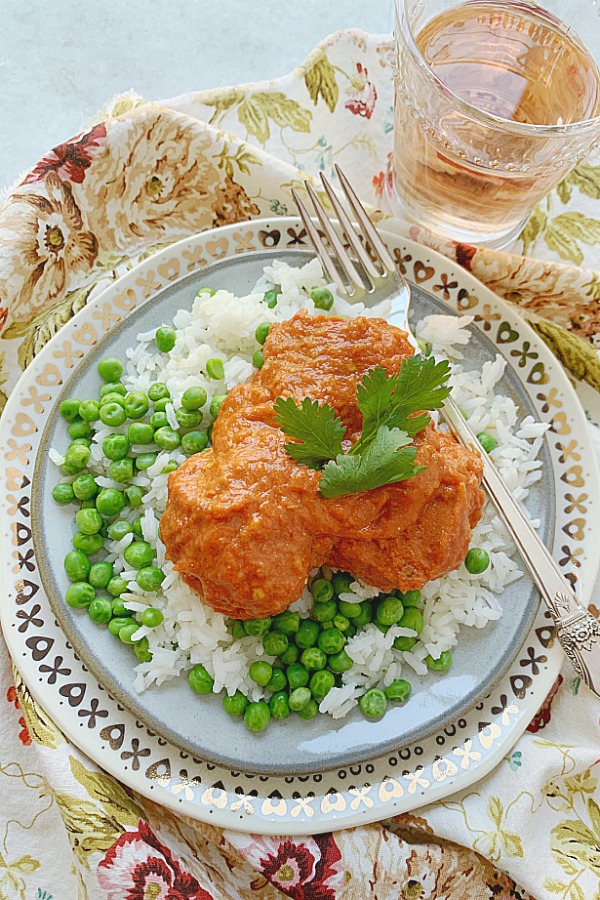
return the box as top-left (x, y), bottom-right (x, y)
top-left (292, 165), bottom-right (600, 698)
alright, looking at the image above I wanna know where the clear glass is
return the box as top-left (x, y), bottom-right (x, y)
top-left (390, 0), bottom-right (600, 248)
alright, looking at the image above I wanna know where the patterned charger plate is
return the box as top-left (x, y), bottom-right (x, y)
top-left (1, 218), bottom-right (598, 834)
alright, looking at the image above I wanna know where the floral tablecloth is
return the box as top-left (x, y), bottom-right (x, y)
top-left (1, 29), bottom-right (599, 900)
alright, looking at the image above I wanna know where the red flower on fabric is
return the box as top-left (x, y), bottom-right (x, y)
top-left (345, 62), bottom-right (377, 119)
top-left (21, 123), bottom-right (107, 186)
top-left (98, 819), bottom-right (213, 900)
top-left (6, 685), bottom-right (32, 745)
top-left (0, 306), bottom-right (8, 333)
top-left (372, 152), bottom-right (393, 199)
top-left (526, 674), bottom-right (563, 733)
top-left (6, 685), bottom-right (19, 707)
top-left (235, 832), bottom-right (344, 899)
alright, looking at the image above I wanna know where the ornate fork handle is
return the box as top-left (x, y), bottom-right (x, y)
top-left (442, 394), bottom-right (600, 695)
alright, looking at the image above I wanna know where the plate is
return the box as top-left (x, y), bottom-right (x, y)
top-left (1, 217), bottom-right (598, 833)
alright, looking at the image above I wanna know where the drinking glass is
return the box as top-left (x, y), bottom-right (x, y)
top-left (390, 0), bottom-right (600, 248)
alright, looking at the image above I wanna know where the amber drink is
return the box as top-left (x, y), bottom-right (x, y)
top-left (392, 0), bottom-right (600, 247)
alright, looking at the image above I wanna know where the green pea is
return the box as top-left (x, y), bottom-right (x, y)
top-left (124, 541), bottom-right (154, 569)
top-left (181, 386), bottom-right (207, 410)
top-left (223, 691), bottom-right (248, 717)
top-left (295, 619), bottom-right (320, 649)
top-left (98, 357), bottom-right (124, 382)
top-left (311, 577), bottom-right (334, 604)
top-left (125, 391), bottom-right (149, 420)
top-left (70, 437), bottom-right (92, 447)
top-left (252, 351), bottom-right (264, 369)
top-left (210, 394), bottom-right (227, 419)
top-left (52, 482), bottom-right (75, 505)
top-left (152, 427), bottom-right (180, 451)
top-left (317, 627), bottom-right (345, 656)
top-left (313, 599), bottom-right (337, 623)
top-left (137, 568), bottom-right (165, 593)
top-left (332, 571), bottom-right (353, 595)
top-left (376, 596), bottom-right (405, 626)
top-left (392, 635), bottom-right (417, 652)
top-left (100, 392), bottom-right (127, 409)
top-left (426, 650), bottom-right (452, 672)
top-left (119, 620), bottom-right (142, 644)
top-left (67, 418), bottom-right (92, 439)
top-left (205, 358), bottom-right (225, 380)
top-left (79, 399), bottom-right (100, 423)
top-left (79, 498), bottom-right (96, 509)
top-left (263, 631), bottom-right (289, 657)
top-left (249, 660), bottom-right (273, 687)
top-left (64, 442), bottom-right (90, 472)
top-left (152, 398), bottom-right (170, 413)
top-left (72, 531), bottom-right (104, 555)
top-left (100, 381), bottom-right (126, 398)
top-left (287, 663), bottom-right (309, 690)
top-left (465, 548), bottom-right (490, 574)
top-left (289, 687), bottom-right (311, 711)
top-left (161, 461), bottom-right (178, 475)
top-left (272, 611), bottom-right (300, 635)
top-left (63, 550), bottom-right (91, 582)
top-left (384, 679), bottom-right (412, 702)
top-left (95, 488), bottom-right (125, 517)
top-left (131, 517), bottom-right (143, 537)
top-left (399, 607), bottom-right (424, 635)
top-left (59, 398), bottom-right (81, 421)
top-left (296, 698), bottom-right (319, 720)
top-left (99, 402), bottom-right (127, 428)
top-left (148, 382), bottom-right (170, 402)
top-left (310, 669), bottom-right (335, 702)
top-left (135, 452), bottom-right (157, 471)
top-left (89, 561), bottom-right (114, 589)
top-left (477, 432), bottom-right (498, 453)
top-left (88, 597), bottom-right (113, 625)
top-left (300, 647), bottom-right (327, 671)
top-left (244, 700), bottom-right (270, 732)
top-left (359, 688), bottom-right (387, 720)
top-left (333, 614), bottom-right (351, 633)
top-left (175, 407), bottom-right (201, 429)
top-left (231, 621), bottom-right (246, 640)
top-left (243, 617), bottom-right (272, 636)
top-left (111, 597), bottom-right (133, 617)
top-left (65, 582), bottom-right (95, 609)
top-left (140, 605), bottom-right (164, 627)
top-left (328, 649), bottom-right (353, 674)
top-left (108, 458), bottom-right (134, 483)
top-left (181, 431), bottom-right (208, 456)
top-left (125, 485), bottom-right (145, 508)
top-left (72, 473), bottom-right (97, 501)
top-left (353, 601), bottom-right (373, 628)
top-left (338, 599), bottom-right (362, 619)
top-left (401, 589), bottom-right (421, 608)
top-left (75, 508), bottom-right (103, 535)
top-left (128, 422), bottom-right (155, 445)
top-left (263, 289), bottom-right (279, 308)
top-left (266, 667), bottom-right (287, 693)
top-left (255, 321), bottom-right (271, 345)
top-left (155, 326), bottom-right (176, 353)
top-left (108, 616), bottom-right (132, 636)
top-left (134, 637), bottom-right (153, 662)
top-left (280, 644), bottom-right (299, 666)
top-left (150, 411), bottom-right (169, 430)
top-left (107, 576), bottom-right (129, 598)
top-left (310, 286), bottom-right (334, 310)
top-left (269, 691), bottom-right (291, 720)
top-left (102, 433), bottom-right (130, 460)
top-left (196, 286), bottom-right (215, 297)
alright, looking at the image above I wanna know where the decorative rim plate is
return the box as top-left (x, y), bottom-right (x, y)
top-left (1, 217), bottom-right (598, 834)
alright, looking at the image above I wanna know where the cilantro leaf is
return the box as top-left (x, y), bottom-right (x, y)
top-left (273, 396), bottom-right (345, 469)
top-left (319, 426), bottom-right (425, 498)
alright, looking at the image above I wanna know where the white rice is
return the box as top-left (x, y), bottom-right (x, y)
top-left (53, 259), bottom-right (548, 719)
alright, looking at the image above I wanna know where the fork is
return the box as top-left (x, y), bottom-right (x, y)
top-left (292, 165), bottom-right (600, 698)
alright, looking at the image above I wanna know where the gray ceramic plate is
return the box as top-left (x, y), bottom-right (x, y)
top-left (33, 248), bottom-right (551, 775)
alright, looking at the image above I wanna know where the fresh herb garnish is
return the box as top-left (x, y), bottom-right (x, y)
top-left (273, 355), bottom-right (452, 498)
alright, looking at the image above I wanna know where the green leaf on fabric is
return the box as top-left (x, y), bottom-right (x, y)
top-left (500, 830), bottom-right (524, 858)
top-left (10, 856), bottom-right (40, 874)
top-left (13, 671), bottom-right (66, 748)
top-left (544, 879), bottom-right (569, 893)
top-left (487, 795), bottom-right (504, 828)
top-left (0, 390), bottom-right (7, 418)
top-left (238, 92), bottom-right (311, 144)
top-left (568, 883), bottom-right (586, 900)
top-left (556, 178), bottom-right (572, 204)
top-left (520, 205), bottom-right (546, 256)
top-left (304, 53), bottom-right (339, 112)
top-left (69, 756), bottom-right (145, 827)
top-left (545, 212), bottom-right (600, 265)
top-left (53, 792), bottom-right (123, 866)
top-left (551, 812), bottom-right (600, 871)
top-left (526, 316), bottom-right (600, 392)
top-left (567, 164), bottom-right (600, 200)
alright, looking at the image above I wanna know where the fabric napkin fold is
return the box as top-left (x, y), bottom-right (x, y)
top-left (0, 28), bottom-right (599, 900)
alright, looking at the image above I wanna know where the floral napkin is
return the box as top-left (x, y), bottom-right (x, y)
top-left (1, 28), bottom-right (600, 900)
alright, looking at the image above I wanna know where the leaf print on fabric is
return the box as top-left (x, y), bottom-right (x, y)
top-left (565, 164), bottom-right (600, 201)
top-left (237, 92), bottom-right (312, 144)
top-left (21, 124), bottom-right (107, 186)
top-left (0, 171), bottom-right (98, 325)
top-left (304, 52), bottom-right (339, 113)
top-left (53, 791), bottom-right (125, 866)
top-left (215, 142), bottom-right (262, 180)
top-left (69, 757), bottom-right (146, 828)
top-left (527, 318), bottom-right (600, 392)
top-left (551, 798), bottom-right (600, 872)
top-left (544, 213), bottom-right (600, 266)
top-left (345, 62), bottom-right (377, 119)
top-left (470, 796), bottom-right (524, 860)
top-left (234, 832), bottom-right (344, 899)
top-left (0, 854), bottom-right (41, 900)
top-left (520, 205), bottom-right (547, 257)
top-left (11, 667), bottom-right (65, 748)
top-left (97, 819), bottom-right (213, 900)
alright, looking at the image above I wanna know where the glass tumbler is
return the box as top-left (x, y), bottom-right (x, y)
top-left (390, 0), bottom-right (600, 248)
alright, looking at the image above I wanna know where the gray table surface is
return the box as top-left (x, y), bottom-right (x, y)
top-left (1, 0), bottom-right (393, 189)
